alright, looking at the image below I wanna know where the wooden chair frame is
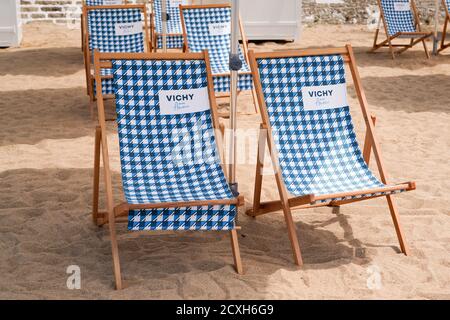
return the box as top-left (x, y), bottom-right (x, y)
top-left (82, 4), bottom-right (151, 101)
top-left (92, 50), bottom-right (244, 289)
top-left (438, 0), bottom-right (450, 53)
top-left (179, 4), bottom-right (259, 115)
top-left (370, 0), bottom-right (431, 59)
top-left (247, 45), bottom-right (416, 266)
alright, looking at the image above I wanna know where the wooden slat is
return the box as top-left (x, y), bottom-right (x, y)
top-left (250, 47), bottom-right (350, 60)
top-left (97, 51), bottom-right (205, 61)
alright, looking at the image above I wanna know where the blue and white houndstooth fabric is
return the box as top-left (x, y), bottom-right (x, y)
top-left (181, 6), bottom-right (253, 93)
top-left (111, 58), bottom-right (236, 231)
top-left (153, 0), bottom-right (185, 49)
top-left (88, 7), bottom-right (145, 95)
top-left (156, 34), bottom-right (185, 49)
top-left (380, 0), bottom-right (416, 36)
top-left (256, 54), bottom-right (405, 204)
top-left (85, 0), bottom-right (123, 5)
top-left (446, 0), bottom-right (450, 12)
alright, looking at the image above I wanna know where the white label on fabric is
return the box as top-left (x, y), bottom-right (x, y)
top-left (159, 87), bottom-right (210, 115)
top-left (115, 21), bottom-right (142, 36)
top-left (208, 22), bottom-right (231, 36)
top-left (169, 0), bottom-right (186, 8)
top-left (393, 2), bottom-right (410, 11)
top-left (302, 83), bottom-right (348, 111)
top-left (103, 0), bottom-right (122, 5)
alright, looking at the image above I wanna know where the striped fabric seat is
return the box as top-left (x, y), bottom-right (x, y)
top-left (111, 58), bottom-right (236, 231)
top-left (380, 0), bottom-right (417, 36)
top-left (153, 0), bottom-right (185, 49)
top-left (256, 54), bottom-right (406, 204)
top-left (181, 6), bottom-right (253, 93)
top-left (87, 7), bottom-right (145, 95)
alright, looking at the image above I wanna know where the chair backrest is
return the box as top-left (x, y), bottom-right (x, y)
top-left (379, 0), bottom-right (417, 36)
top-left (181, 5), bottom-right (244, 72)
top-left (86, 5), bottom-right (146, 53)
top-left (85, 0), bottom-right (125, 6)
top-left (252, 51), bottom-right (378, 194)
top-left (153, 0), bottom-right (187, 35)
top-left (108, 53), bottom-right (231, 201)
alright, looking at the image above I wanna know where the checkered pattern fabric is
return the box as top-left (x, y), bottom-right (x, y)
top-left (87, 8), bottom-right (145, 53)
top-left (87, 7), bottom-right (145, 95)
top-left (181, 6), bottom-right (253, 92)
top-left (153, 0), bottom-right (185, 49)
top-left (156, 34), bottom-right (185, 49)
top-left (111, 58), bottom-right (236, 231)
top-left (256, 54), bottom-right (406, 204)
top-left (380, 0), bottom-right (416, 36)
top-left (94, 68), bottom-right (114, 96)
top-left (446, 0), bottom-right (450, 12)
top-left (85, 0), bottom-right (123, 5)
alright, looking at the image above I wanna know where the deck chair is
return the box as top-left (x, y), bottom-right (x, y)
top-left (371, 0), bottom-right (431, 59)
top-left (92, 50), bottom-right (244, 289)
top-left (247, 46), bottom-right (416, 266)
top-left (180, 4), bottom-right (258, 114)
top-left (151, 0), bottom-right (188, 51)
top-left (83, 4), bottom-right (150, 101)
top-left (438, 0), bottom-right (450, 53)
top-left (81, 1), bottom-right (127, 53)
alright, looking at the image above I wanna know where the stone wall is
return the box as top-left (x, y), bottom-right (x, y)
top-left (20, 0), bottom-right (144, 26)
top-left (19, 0), bottom-right (445, 26)
top-left (20, 0), bottom-right (82, 25)
top-left (303, 0), bottom-right (442, 25)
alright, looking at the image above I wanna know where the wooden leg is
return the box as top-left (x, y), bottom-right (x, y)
top-left (230, 228), bottom-right (243, 274)
top-left (273, 162), bottom-right (303, 265)
top-left (386, 195), bottom-right (410, 256)
top-left (370, 28), bottom-right (380, 52)
top-left (108, 211), bottom-right (123, 290)
top-left (281, 204), bottom-right (303, 266)
top-left (422, 38), bottom-right (430, 59)
top-left (440, 18), bottom-right (448, 52)
top-left (84, 58), bottom-right (91, 97)
top-left (363, 115), bottom-right (377, 165)
top-left (88, 77), bottom-right (95, 102)
top-left (264, 130), bottom-right (304, 265)
top-left (93, 126), bottom-right (101, 224)
top-left (387, 38), bottom-right (396, 60)
top-left (98, 128), bottom-right (123, 289)
top-left (250, 125), bottom-right (265, 216)
top-left (251, 87), bottom-right (259, 114)
top-left (80, 15), bottom-right (84, 53)
top-left (370, 38), bottom-right (390, 53)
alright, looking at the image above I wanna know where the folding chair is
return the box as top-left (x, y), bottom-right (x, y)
top-left (247, 45), bottom-right (416, 266)
top-left (438, 0), bottom-right (450, 53)
top-left (180, 4), bottom-right (258, 114)
top-left (151, 0), bottom-right (188, 51)
top-left (371, 0), bottom-right (431, 59)
top-left (92, 51), bottom-right (244, 289)
top-left (81, 1), bottom-right (127, 53)
top-left (83, 4), bottom-right (150, 101)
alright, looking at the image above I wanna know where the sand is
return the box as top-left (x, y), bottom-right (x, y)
top-left (0, 22), bottom-right (449, 299)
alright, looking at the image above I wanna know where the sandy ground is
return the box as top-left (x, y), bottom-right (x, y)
top-left (0, 22), bottom-right (449, 299)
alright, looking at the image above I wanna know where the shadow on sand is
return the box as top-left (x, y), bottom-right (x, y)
top-left (0, 87), bottom-right (119, 146)
top-left (0, 168), bottom-right (372, 297)
top-left (0, 47), bottom-right (83, 77)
